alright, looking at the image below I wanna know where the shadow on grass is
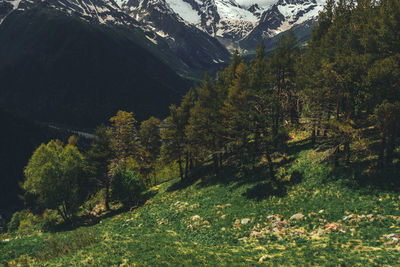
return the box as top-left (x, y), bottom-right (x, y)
top-left (332, 161), bottom-right (400, 193)
top-left (167, 160), bottom-right (295, 201)
top-left (243, 181), bottom-right (287, 201)
top-left (48, 189), bottom-right (157, 233)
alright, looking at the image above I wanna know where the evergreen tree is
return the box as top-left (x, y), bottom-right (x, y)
top-left (161, 89), bottom-right (195, 181)
top-left (248, 41), bottom-right (276, 177)
top-left (138, 117), bottom-right (161, 185)
top-left (108, 110), bottom-right (138, 168)
top-left (270, 31), bottom-right (300, 134)
top-left (87, 125), bottom-right (113, 210)
top-left (221, 60), bottom-right (253, 170)
top-left (186, 73), bottom-right (224, 173)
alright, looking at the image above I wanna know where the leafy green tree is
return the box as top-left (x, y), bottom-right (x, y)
top-left (23, 140), bottom-right (87, 222)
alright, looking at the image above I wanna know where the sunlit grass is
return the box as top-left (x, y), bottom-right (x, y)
top-left (1, 148), bottom-right (400, 266)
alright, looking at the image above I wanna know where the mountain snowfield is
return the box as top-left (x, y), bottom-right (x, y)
top-left (1, 0), bottom-right (327, 53)
top-left (120, 0), bottom-right (327, 49)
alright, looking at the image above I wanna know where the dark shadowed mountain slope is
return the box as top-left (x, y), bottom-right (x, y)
top-left (0, 5), bottom-right (191, 128)
top-left (0, 109), bottom-right (52, 219)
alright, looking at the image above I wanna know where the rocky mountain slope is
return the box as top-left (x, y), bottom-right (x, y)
top-left (0, 0), bottom-right (230, 76)
top-left (1, 0), bottom-right (326, 60)
top-left (124, 0), bottom-right (327, 52)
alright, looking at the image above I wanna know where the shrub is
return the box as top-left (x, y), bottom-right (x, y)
top-left (7, 209), bottom-right (59, 233)
top-left (112, 170), bottom-right (145, 206)
top-left (8, 210), bottom-right (40, 232)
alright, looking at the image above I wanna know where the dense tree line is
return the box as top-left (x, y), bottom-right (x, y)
top-left (16, 0), bottom-right (400, 225)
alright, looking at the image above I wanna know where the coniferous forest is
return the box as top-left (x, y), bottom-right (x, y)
top-left (1, 0), bottom-right (400, 265)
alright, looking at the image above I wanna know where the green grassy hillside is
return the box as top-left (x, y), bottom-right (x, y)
top-left (1, 145), bottom-right (400, 266)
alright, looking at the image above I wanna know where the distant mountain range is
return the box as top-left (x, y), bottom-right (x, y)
top-left (0, 0), bottom-right (327, 129)
top-left (120, 0), bottom-right (326, 51)
top-left (1, 0), bottom-right (326, 57)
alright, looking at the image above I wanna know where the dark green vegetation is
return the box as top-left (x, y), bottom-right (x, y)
top-left (1, 0), bottom-right (400, 264)
top-left (0, 5), bottom-right (190, 128)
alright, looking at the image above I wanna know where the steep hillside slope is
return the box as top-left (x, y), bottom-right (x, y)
top-left (0, 0), bottom-right (231, 76)
top-left (122, 0), bottom-right (230, 74)
top-left (0, 109), bottom-right (53, 219)
top-left (0, 6), bottom-right (191, 128)
top-left (2, 150), bottom-right (400, 265)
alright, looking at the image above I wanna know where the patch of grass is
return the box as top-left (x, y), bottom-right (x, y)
top-left (37, 227), bottom-right (100, 262)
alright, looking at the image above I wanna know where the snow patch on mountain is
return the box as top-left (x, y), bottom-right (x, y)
top-left (10, 0), bottom-right (22, 9)
top-left (235, 0), bottom-right (275, 9)
top-left (165, 0), bottom-right (201, 24)
top-left (0, 0), bottom-right (23, 24)
top-left (215, 0), bottom-right (257, 22)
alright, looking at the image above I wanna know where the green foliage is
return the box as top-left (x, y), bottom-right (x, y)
top-left (7, 209), bottom-right (59, 233)
top-left (111, 170), bottom-right (146, 206)
top-left (23, 140), bottom-right (87, 222)
top-left (298, 0), bottom-right (400, 166)
top-left (150, 159), bottom-right (179, 185)
top-left (8, 210), bottom-right (36, 232)
top-left (108, 110), bottom-right (138, 164)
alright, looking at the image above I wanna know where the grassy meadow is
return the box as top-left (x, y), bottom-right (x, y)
top-left (1, 135), bottom-right (400, 266)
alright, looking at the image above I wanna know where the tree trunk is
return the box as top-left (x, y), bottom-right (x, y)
top-left (334, 146), bottom-right (340, 168)
top-left (344, 142), bottom-right (350, 166)
top-left (336, 97), bottom-right (340, 119)
top-left (311, 122), bottom-right (316, 145)
top-left (184, 152), bottom-right (189, 180)
top-left (386, 125), bottom-right (396, 166)
top-left (213, 154), bottom-right (219, 176)
top-left (178, 156), bottom-right (183, 182)
top-left (105, 181), bottom-right (110, 211)
top-left (57, 207), bottom-right (67, 222)
top-left (266, 152), bottom-right (274, 180)
top-left (378, 134), bottom-right (386, 169)
top-left (189, 155), bottom-right (193, 171)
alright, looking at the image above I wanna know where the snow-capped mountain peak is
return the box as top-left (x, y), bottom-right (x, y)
top-left (123, 0), bottom-right (326, 49)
